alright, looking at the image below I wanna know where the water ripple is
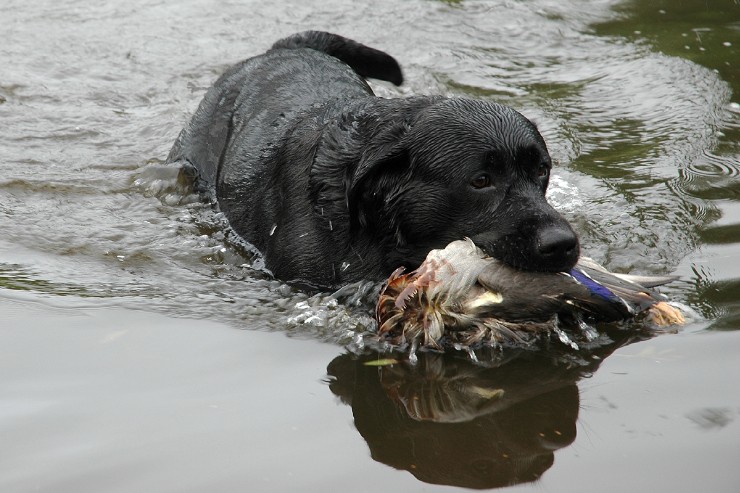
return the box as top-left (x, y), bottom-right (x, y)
top-left (0, 0), bottom-right (737, 343)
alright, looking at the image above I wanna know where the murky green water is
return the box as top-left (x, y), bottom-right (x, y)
top-left (1, 0), bottom-right (738, 491)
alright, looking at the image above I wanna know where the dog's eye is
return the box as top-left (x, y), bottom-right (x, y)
top-left (471, 174), bottom-right (492, 189)
top-left (537, 163), bottom-right (550, 179)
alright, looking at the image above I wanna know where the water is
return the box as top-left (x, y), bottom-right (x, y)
top-left (1, 0), bottom-right (739, 491)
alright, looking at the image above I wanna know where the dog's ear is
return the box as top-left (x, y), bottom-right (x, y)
top-left (351, 133), bottom-right (407, 188)
top-left (346, 123), bottom-right (409, 231)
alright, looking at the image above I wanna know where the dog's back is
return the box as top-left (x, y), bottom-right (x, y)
top-left (167, 32), bottom-right (402, 194)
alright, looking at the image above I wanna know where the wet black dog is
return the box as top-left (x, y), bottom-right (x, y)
top-left (167, 31), bottom-right (579, 289)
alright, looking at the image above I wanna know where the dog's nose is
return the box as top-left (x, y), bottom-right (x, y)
top-left (536, 226), bottom-right (579, 271)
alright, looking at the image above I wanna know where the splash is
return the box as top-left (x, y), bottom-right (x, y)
top-left (553, 324), bottom-right (580, 351)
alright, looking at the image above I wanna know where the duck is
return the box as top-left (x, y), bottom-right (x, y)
top-left (376, 239), bottom-right (685, 351)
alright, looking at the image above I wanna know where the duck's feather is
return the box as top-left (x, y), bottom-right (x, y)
top-left (611, 273), bottom-right (680, 288)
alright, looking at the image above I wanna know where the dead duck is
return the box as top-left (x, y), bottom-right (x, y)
top-left (376, 239), bottom-right (685, 351)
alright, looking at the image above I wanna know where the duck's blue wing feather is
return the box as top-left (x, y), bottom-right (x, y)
top-left (569, 263), bottom-right (670, 319)
top-left (568, 269), bottom-right (623, 304)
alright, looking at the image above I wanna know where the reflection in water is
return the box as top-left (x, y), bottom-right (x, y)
top-left (327, 333), bottom-right (643, 489)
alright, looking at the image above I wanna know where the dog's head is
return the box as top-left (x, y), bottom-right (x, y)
top-left (349, 98), bottom-right (579, 274)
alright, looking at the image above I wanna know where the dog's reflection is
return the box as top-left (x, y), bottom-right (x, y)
top-left (327, 337), bottom-right (637, 489)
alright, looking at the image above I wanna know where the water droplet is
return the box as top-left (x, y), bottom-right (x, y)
top-left (554, 327), bottom-right (579, 350)
top-left (353, 332), bottom-right (365, 349)
top-left (578, 319), bottom-right (599, 341)
top-left (408, 349), bottom-right (418, 365)
top-left (408, 339), bottom-right (419, 364)
top-left (465, 346), bottom-right (479, 363)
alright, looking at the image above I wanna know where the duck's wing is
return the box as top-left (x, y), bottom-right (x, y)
top-left (473, 261), bottom-right (635, 322)
top-left (577, 257), bottom-right (679, 288)
top-left (572, 262), bottom-right (670, 316)
top-left (570, 263), bottom-right (685, 325)
top-left (474, 257), bottom-right (681, 323)
top-left (611, 273), bottom-right (680, 288)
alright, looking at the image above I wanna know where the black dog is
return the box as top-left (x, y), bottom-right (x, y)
top-left (167, 31), bottom-right (579, 289)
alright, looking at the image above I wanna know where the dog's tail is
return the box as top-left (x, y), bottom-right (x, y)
top-left (271, 31), bottom-right (403, 86)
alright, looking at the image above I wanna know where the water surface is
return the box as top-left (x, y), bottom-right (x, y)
top-left (1, 0), bottom-right (738, 491)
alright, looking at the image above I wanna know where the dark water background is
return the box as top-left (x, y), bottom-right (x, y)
top-left (1, 0), bottom-right (738, 491)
